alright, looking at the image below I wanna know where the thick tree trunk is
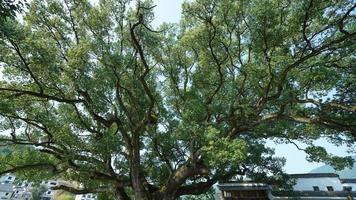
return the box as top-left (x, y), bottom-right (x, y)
top-left (114, 187), bottom-right (131, 200)
top-left (112, 191), bottom-right (177, 200)
top-left (131, 132), bottom-right (150, 200)
top-left (160, 194), bottom-right (176, 200)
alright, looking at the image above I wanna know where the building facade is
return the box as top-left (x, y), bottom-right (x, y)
top-left (218, 173), bottom-right (356, 200)
top-left (0, 174), bottom-right (64, 200)
top-left (0, 174), bottom-right (17, 200)
top-left (74, 193), bottom-right (97, 200)
top-left (0, 184), bottom-right (14, 200)
top-left (291, 173), bottom-right (344, 191)
top-left (218, 182), bottom-right (271, 200)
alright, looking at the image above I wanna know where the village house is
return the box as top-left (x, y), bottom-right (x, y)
top-left (218, 173), bottom-right (356, 200)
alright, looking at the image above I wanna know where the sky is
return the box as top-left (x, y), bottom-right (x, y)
top-left (152, 0), bottom-right (186, 27)
top-left (151, 0), bottom-right (354, 174)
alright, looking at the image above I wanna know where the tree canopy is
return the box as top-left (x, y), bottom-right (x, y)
top-left (0, 0), bottom-right (355, 199)
top-left (0, 0), bottom-right (27, 21)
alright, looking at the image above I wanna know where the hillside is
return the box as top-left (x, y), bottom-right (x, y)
top-left (310, 156), bottom-right (356, 178)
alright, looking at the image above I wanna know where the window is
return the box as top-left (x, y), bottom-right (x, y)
top-left (343, 186), bottom-right (352, 191)
top-left (5, 193), bottom-right (9, 196)
top-left (313, 186), bottom-right (320, 191)
top-left (327, 186), bottom-right (334, 191)
top-left (224, 191), bottom-right (231, 197)
top-left (50, 182), bottom-right (57, 185)
top-left (7, 176), bottom-right (12, 180)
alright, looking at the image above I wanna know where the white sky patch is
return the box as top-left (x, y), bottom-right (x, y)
top-left (266, 138), bottom-right (354, 174)
top-left (0, 63), bottom-right (3, 80)
top-left (151, 0), bottom-right (186, 27)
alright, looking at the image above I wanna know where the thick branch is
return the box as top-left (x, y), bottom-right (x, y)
top-left (0, 87), bottom-right (83, 104)
top-left (52, 185), bottom-right (108, 195)
top-left (0, 163), bottom-right (59, 176)
top-left (162, 160), bottom-right (209, 198)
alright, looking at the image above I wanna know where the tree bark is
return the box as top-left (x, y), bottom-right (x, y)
top-left (131, 131), bottom-right (150, 200)
top-left (114, 187), bottom-right (131, 200)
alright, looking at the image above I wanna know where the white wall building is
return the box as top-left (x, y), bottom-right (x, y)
top-left (341, 179), bottom-right (356, 191)
top-left (0, 174), bottom-right (68, 200)
top-left (0, 174), bottom-right (15, 184)
top-left (218, 173), bottom-right (356, 200)
top-left (271, 173), bottom-right (356, 200)
top-left (0, 174), bottom-right (15, 200)
top-left (0, 183), bottom-right (13, 200)
top-left (11, 184), bottom-right (32, 200)
top-left (40, 180), bottom-right (59, 200)
top-left (75, 193), bottom-right (97, 200)
top-left (291, 173), bottom-right (344, 191)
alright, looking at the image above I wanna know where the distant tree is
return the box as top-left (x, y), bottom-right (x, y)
top-left (31, 184), bottom-right (48, 200)
top-left (0, 0), bottom-right (355, 200)
top-left (98, 192), bottom-right (114, 200)
top-left (57, 193), bottom-right (75, 200)
top-left (181, 188), bottom-right (216, 200)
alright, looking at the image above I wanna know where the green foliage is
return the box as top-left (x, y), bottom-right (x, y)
top-left (311, 155), bottom-right (356, 179)
top-left (305, 146), bottom-right (354, 170)
top-left (202, 126), bottom-right (247, 168)
top-left (0, 0), bottom-right (355, 199)
top-left (57, 193), bottom-right (75, 200)
top-left (0, 0), bottom-right (26, 20)
top-left (97, 192), bottom-right (114, 200)
top-left (30, 184), bottom-right (48, 200)
top-left (181, 188), bottom-right (216, 200)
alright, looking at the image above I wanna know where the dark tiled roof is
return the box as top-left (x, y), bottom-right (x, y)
top-left (340, 179), bottom-right (356, 183)
top-left (289, 173), bottom-right (339, 178)
top-left (218, 182), bottom-right (270, 191)
top-left (272, 191), bottom-right (356, 197)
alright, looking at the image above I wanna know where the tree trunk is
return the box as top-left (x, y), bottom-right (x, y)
top-left (114, 187), bottom-right (131, 200)
top-left (160, 194), bottom-right (177, 200)
top-left (111, 184), bottom-right (183, 200)
top-left (131, 132), bottom-right (150, 200)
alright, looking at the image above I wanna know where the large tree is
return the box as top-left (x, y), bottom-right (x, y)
top-left (0, 0), bottom-right (355, 199)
